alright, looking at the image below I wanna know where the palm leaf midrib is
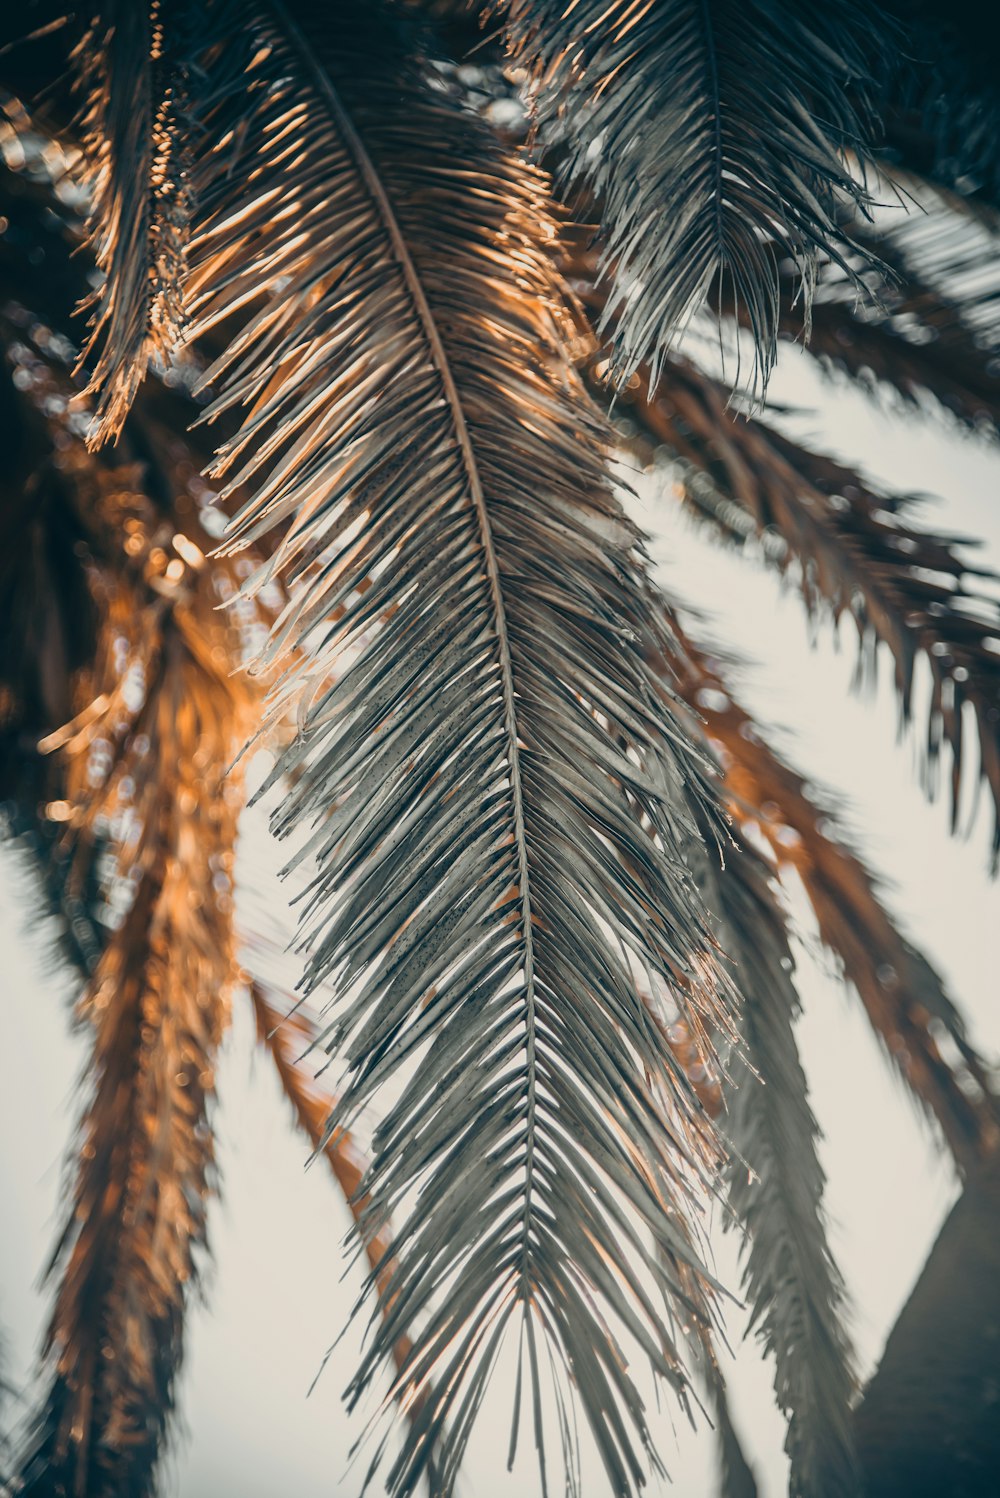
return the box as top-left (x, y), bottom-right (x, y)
top-left (271, 0), bottom-right (542, 1288)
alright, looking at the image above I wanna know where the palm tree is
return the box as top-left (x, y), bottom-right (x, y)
top-left (0, 1), bottom-right (997, 1494)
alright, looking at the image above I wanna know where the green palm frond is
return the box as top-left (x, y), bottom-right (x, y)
top-left (706, 837), bottom-right (858, 1498)
top-left (169, 3), bottom-right (738, 1491)
top-left (503, 0), bottom-right (886, 390)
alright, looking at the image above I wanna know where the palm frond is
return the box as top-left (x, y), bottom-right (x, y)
top-left (591, 345), bottom-right (1000, 863)
top-left (0, 339), bottom-right (97, 830)
top-left (649, 1198), bottom-right (759, 1498)
top-left (774, 269), bottom-right (1000, 439)
top-left (72, 1), bottom-right (192, 445)
top-left (665, 735), bottom-right (858, 1495)
top-left (711, 1384), bottom-right (759, 1498)
top-left (0, 1336), bottom-right (14, 1494)
top-left (698, 830), bottom-right (859, 1498)
top-left (0, 245), bottom-right (255, 1492)
top-left (0, 317), bottom-right (106, 979)
top-left (652, 795), bottom-right (856, 1498)
top-left (177, 4), bottom-right (736, 1491)
top-left (655, 1221), bottom-right (759, 1498)
top-left (17, 587), bottom-right (249, 1498)
top-left (503, 0), bottom-right (885, 390)
top-left (672, 628), bottom-right (1000, 1173)
top-left (745, 197), bottom-right (1000, 436)
top-left (853, 184), bottom-right (1000, 366)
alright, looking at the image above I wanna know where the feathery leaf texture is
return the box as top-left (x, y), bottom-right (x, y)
top-left (73, 0), bottom-right (192, 445)
top-left (695, 830), bottom-right (859, 1498)
top-left (648, 765), bottom-right (856, 1494)
top-left (671, 629), bottom-right (1000, 1172)
top-left (593, 344), bottom-right (1000, 863)
top-left (0, 247), bottom-right (254, 1491)
top-left (180, 3), bottom-right (736, 1491)
top-left (503, 0), bottom-right (883, 390)
top-left (718, 194), bottom-right (1000, 437)
top-left (18, 598), bottom-right (249, 1498)
top-left (654, 1210), bottom-right (759, 1498)
top-left (2, 8), bottom-right (999, 1497)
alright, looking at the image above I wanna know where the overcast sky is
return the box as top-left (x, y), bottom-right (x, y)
top-left (1, 343), bottom-right (996, 1497)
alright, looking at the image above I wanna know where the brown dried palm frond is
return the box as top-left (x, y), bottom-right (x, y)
top-left (0, 271), bottom-right (255, 1495)
top-left (582, 332), bottom-right (1000, 864)
top-left (670, 628), bottom-right (1000, 1174)
top-left (16, 557), bottom-right (252, 1498)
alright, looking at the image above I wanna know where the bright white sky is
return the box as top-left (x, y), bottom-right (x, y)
top-left (0, 344), bottom-right (996, 1497)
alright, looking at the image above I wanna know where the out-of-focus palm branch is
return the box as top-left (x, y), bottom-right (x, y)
top-left (670, 628), bottom-right (1000, 1173)
top-left (577, 316), bottom-right (1000, 864)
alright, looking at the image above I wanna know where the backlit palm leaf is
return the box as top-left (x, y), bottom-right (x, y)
top-left (3, 7), bottom-right (999, 1497)
top-left (175, 3), bottom-right (737, 1492)
top-left (0, 203), bottom-right (253, 1489)
top-left (16, 521), bottom-right (251, 1498)
top-left (72, 1), bottom-right (192, 445)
